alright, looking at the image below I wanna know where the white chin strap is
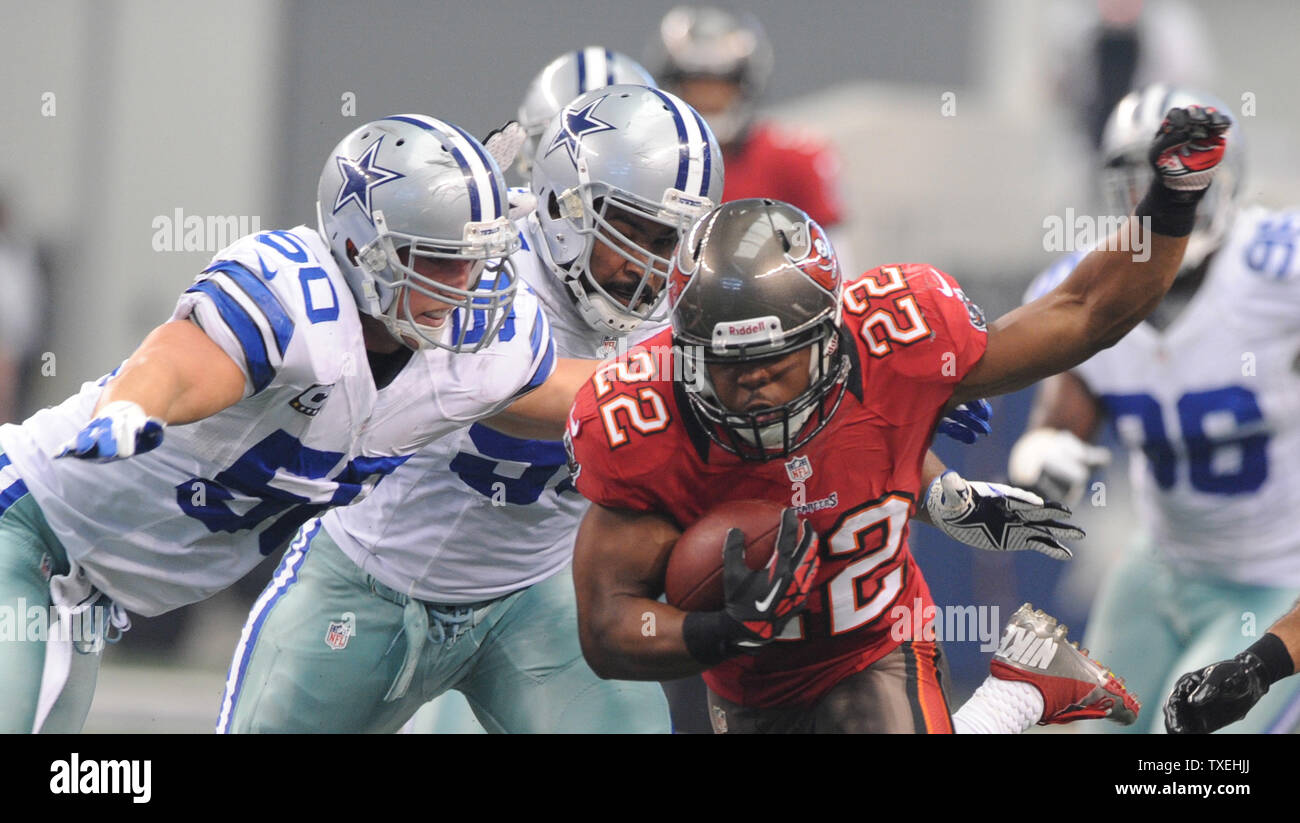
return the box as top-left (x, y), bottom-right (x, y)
top-left (578, 290), bottom-right (646, 334)
top-left (382, 295), bottom-right (452, 350)
top-left (734, 405), bottom-right (815, 449)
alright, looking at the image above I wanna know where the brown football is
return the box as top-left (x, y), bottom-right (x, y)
top-left (664, 499), bottom-right (791, 612)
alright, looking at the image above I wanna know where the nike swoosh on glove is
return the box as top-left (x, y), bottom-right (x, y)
top-left (925, 470), bottom-right (1082, 561)
top-left (56, 400), bottom-right (166, 463)
top-left (721, 507), bottom-right (821, 650)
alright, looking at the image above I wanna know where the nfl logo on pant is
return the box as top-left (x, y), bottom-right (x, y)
top-left (324, 612), bottom-right (356, 650)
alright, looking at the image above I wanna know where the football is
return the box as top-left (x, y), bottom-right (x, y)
top-left (664, 499), bottom-right (793, 612)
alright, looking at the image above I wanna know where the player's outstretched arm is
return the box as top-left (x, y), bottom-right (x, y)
top-left (58, 320), bottom-right (245, 462)
top-left (1165, 602), bottom-right (1300, 733)
top-left (951, 106), bottom-right (1230, 404)
top-left (572, 503), bottom-right (704, 680)
top-left (97, 320), bottom-right (246, 423)
top-left (483, 357), bottom-right (600, 440)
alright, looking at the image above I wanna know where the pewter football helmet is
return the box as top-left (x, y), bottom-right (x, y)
top-left (317, 115), bottom-right (519, 352)
top-left (531, 84), bottom-right (723, 334)
top-left (1100, 84), bottom-right (1243, 274)
top-left (516, 47), bottom-right (657, 178)
top-left (646, 5), bottom-right (773, 144)
top-left (670, 199), bottom-right (848, 460)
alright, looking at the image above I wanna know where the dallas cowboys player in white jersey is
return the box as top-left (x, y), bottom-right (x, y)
top-left (1010, 85), bottom-right (1300, 733)
top-left (0, 114), bottom-right (594, 734)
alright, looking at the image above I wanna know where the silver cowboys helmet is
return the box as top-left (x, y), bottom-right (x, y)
top-left (516, 47), bottom-right (657, 178)
top-left (646, 5), bottom-right (773, 145)
top-left (670, 199), bottom-right (848, 460)
top-left (1100, 84), bottom-right (1244, 274)
top-left (531, 84), bottom-right (723, 334)
top-left (317, 115), bottom-right (520, 352)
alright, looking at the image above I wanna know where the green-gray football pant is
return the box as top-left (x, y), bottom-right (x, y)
top-left (1083, 546), bottom-right (1300, 734)
top-left (217, 519), bottom-right (670, 733)
top-left (0, 460), bottom-right (103, 734)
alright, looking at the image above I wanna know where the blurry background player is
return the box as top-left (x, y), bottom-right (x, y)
top-left (1010, 84), bottom-right (1300, 733)
top-left (1045, 0), bottom-right (1216, 147)
top-left (647, 6), bottom-right (852, 273)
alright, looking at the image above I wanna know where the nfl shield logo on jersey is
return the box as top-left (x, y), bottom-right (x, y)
top-left (595, 337), bottom-right (618, 360)
top-left (784, 455), bottom-right (813, 483)
top-left (324, 611), bottom-right (356, 650)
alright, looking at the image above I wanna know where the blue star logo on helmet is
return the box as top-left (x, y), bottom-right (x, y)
top-left (333, 136), bottom-right (404, 222)
top-left (544, 96), bottom-right (616, 166)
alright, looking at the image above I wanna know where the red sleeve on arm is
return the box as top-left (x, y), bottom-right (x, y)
top-left (565, 377), bottom-right (660, 513)
top-left (844, 264), bottom-right (989, 419)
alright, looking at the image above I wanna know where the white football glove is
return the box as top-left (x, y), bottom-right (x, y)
top-left (56, 400), bottom-right (166, 463)
top-left (482, 120), bottom-right (527, 177)
top-left (925, 470), bottom-right (1082, 561)
top-left (1007, 427), bottom-right (1110, 506)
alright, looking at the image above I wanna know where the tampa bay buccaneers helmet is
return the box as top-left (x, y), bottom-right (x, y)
top-left (670, 198), bottom-right (849, 460)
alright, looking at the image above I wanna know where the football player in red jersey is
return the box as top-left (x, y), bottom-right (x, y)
top-left (646, 7), bottom-right (846, 245)
top-left (565, 106), bottom-right (1231, 732)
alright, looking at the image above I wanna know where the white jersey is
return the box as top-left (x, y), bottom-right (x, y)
top-left (0, 226), bottom-right (553, 615)
top-left (327, 214), bottom-right (666, 602)
top-left (1025, 206), bottom-right (1300, 585)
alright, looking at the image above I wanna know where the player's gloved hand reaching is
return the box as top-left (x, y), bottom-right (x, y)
top-left (56, 400), bottom-right (165, 463)
top-left (1164, 632), bottom-right (1294, 734)
top-left (482, 120), bottom-right (537, 220)
top-left (1149, 105), bottom-right (1232, 195)
top-left (1164, 654), bottom-right (1270, 734)
top-left (925, 470), bottom-right (1082, 561)
top-left (482, 120), bottom-right (527, 171)
top-left (718, 507), bottom-right (821, 651)
top-left (1008, 427), bottom-right (1110, 506)
top-left (937, 399), bottom-right (993, 445)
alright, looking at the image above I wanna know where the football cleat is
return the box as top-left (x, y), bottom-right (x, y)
top-left (990, 603), bottom-right (1140, 725)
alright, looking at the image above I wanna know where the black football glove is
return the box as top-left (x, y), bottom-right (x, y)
top-left (1164, 652), bottom-right (1270, 734)
top-left (719, 507), bottom-right (821, 652)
